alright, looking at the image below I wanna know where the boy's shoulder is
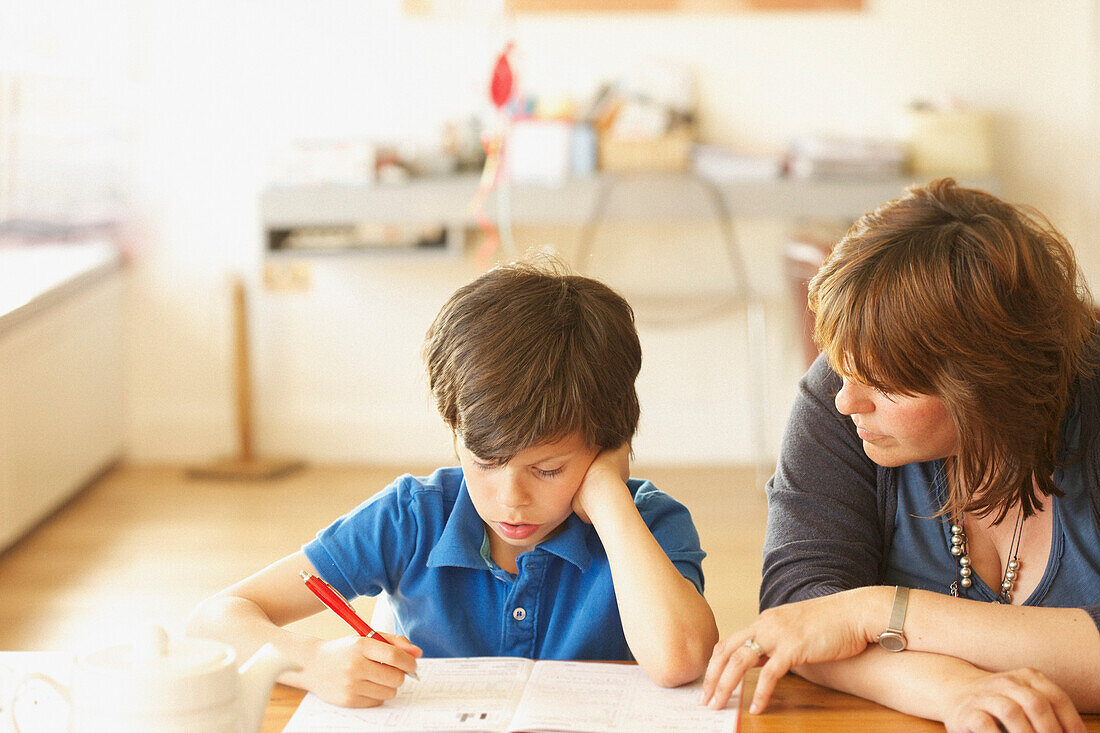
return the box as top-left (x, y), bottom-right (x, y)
top-left (625, 478), bottom-right (705, 569)
top-left (336, 467), bottom-right (467, 539)
top-left (385, 466), bottom-right (466, 505)
top-left (627, 477), bottom-right (692, 519)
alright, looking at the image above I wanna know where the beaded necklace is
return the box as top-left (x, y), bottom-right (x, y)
top-left (948, 506), bottom-right (1024, 603)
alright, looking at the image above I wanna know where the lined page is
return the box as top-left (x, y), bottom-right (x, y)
top-left (283, 657), bottom-right (531, 733)
top-left (507, 661), bottom-right (740, 733)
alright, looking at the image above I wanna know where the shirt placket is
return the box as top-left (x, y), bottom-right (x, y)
top-left (500, 553), bottom-right (545, 657)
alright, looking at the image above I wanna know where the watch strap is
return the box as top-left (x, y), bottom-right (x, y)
top-left (877, 585), bottom-right (910, 651)
top-left (886, 585), bottom-right (909, 633)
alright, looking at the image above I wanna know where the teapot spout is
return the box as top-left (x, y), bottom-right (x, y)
top-left (238, 643), bottom-right (301, 733)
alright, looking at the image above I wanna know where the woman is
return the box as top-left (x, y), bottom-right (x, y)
top-left (701, 179), bottom-right (1100, 733)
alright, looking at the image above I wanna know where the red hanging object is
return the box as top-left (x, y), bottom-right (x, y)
top-left (489, 42), bottom-right (515, 109)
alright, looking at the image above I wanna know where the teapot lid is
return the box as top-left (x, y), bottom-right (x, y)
top-left (74, 626), bottom-right (240, 715)
top-left (83, 625), bottom-right (234, 676)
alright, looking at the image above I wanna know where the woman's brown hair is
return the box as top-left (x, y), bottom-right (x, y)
top-left (809, 178), bottom-right (1097, 522)
top-left (423, 256), bottom-right (641, 464)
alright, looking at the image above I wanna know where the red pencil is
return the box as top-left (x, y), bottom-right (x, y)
top-left (299, 570), bottom-right (419, 680)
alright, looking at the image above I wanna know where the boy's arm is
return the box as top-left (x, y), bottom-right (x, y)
top-left (573, 445), bottom-right (719, 688)
top-left (186, 550), bottom-right (421, 707)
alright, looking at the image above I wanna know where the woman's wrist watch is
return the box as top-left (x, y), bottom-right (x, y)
top-left (877, 586), bottom-right (909, 652)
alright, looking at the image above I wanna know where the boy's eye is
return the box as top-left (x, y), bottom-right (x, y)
top-left (473, 460), bottom-right (498, 471)
top-left (535, 467), bottom-right (564, 479)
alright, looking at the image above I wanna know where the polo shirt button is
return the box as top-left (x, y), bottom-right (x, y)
top-left (512, 607), bottom-right (526, 621)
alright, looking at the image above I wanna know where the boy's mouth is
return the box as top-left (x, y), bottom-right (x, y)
top-left (495, 521), bottom-right (540, 540)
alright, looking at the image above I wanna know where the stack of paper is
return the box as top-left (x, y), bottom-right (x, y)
top-left (789, 136), bottom-right (907, 179)
top-left (691, 144), bottom-right (786, 181)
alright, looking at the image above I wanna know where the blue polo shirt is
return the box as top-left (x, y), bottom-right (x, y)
top-left (303, 467), bottom-right (706, 660)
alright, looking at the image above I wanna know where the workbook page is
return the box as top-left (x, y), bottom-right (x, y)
top-left (283, 657), bottom-right (531, 733)
top-left (507, 661), bottom-right (740, 733)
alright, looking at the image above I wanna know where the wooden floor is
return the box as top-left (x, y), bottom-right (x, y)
top-left (0, 464), bottom-right (768, 652)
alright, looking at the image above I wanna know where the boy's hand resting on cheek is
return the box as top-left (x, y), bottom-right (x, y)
top-left (572, 443), bottom-right (632, 524)
top-left (305, 633), bottom-right (422, 708)
top-left (570, 441), bottom-right (719, 687)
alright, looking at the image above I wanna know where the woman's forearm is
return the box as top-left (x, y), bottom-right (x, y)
top-left (894, 587), bottom-right (1099, 705)
top-left (795, 646), bottom-right (987, 723)
top-left (797, 646), bottom-right (1088, 731)
top-left (860, 586), bottom-right (1100, 709)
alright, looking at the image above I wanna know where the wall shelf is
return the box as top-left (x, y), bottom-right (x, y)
top-left (260, 173), bottom-right (998, 258)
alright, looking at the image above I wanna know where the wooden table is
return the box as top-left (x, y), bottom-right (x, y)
top-left (263, 667), bottom-right (1100, 732)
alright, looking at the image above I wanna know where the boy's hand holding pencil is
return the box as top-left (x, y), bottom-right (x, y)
top-left (300, 571), bottom-right (422, 707)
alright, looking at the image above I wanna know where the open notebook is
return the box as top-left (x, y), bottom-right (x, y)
top-left (283, 657), bottom-right (740, 733)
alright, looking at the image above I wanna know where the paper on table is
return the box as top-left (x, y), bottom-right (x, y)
top-left (509, 660), bottom-right (739, 733)
top-left (282, 657), bottom-right (740, 733)
top-left (284, 658), bottom-right (530, 732)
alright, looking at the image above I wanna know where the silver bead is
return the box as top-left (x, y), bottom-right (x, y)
top-left (950, 535), bottom-right (964, 546)
top-left (950, 545), bottom-right (963, 556)
top-left (1001, 579), bottom-right (1013, 591)
top-left (1005, 570), bottom-right (1016, 581)
top-left (1002, 592), bottom-right (1012, 603)
top-left (959, 556), bottom-right (970, 567)
top-left (1008, 559), bottom-right (1020, 570)
top-left (959, 566), bottom-right (971, 578)
top-left (950, 524), bottom-right (962, 534)
top-left (960, 577), bottom-right (972, 588)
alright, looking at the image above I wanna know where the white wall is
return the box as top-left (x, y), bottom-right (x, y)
top-left (37, 0), bottom-right (1097, 467)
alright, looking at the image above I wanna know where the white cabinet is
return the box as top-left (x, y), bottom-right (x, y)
top-left (0, 248), bottom-right (123, 552)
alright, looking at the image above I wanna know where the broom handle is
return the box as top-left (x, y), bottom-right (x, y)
top-left (233, 277), bottom-right (254, 462)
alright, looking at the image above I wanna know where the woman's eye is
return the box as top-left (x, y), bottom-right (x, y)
top-left (874, 387), bottom-right (899, 402)
top-left (536, 467), bottom-right (564, 479)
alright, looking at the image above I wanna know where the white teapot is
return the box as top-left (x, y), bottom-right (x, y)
top-left (5, 626), bottom-right (299, 733)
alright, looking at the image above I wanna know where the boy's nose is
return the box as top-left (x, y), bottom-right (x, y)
top-left (498, 476), bottom-right (531, 507)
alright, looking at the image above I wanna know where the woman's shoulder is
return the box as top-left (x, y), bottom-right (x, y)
top-left (1063, 363), bottom-right (1100, 520)
top-left (801, 353), bottom-right (844, 398)
top-left (1066, 364), bottom-right (1100, 455)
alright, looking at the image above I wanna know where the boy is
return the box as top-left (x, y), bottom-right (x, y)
top-left (187, 258), bottom-right (718, 707)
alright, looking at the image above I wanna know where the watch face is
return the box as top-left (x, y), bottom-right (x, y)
top-left (878, 632), bottom-right (906, 652)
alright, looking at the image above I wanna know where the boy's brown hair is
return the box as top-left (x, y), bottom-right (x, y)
top-left (809, 178), bottom-right (1097, 522)
top-left (423, 257), bottom-right (642, 463)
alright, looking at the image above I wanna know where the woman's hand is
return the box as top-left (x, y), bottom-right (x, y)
top-left (700, 588), bottom-right (882, 713)
top-left (572, 443), bottom-right (631, 524)
top-left (943, 667), bottom-right (1085, 733)
top-left (304, 634), bottom-right (422, 707)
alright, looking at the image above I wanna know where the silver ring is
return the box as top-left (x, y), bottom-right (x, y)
top-left (743, 638), bottom-right (764, 656)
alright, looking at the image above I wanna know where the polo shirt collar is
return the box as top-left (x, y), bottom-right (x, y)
top-left (427, 482), bottom-right (489, 570)
top-left (426, 480), bottom-right (593, 572)
top-left (536, 514), bottom-right (593, 571)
